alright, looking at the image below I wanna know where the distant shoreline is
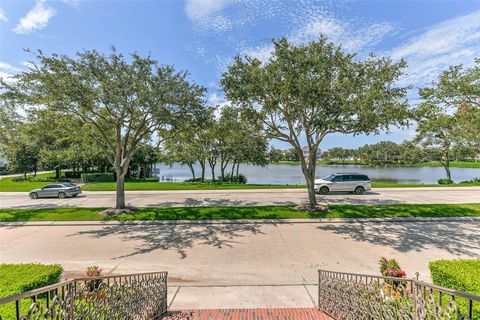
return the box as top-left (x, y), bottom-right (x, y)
top-left (272, 160), bottom-right (480, 169)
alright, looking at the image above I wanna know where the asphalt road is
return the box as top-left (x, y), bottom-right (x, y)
top-left (0, 187), bottom-right (479, 208)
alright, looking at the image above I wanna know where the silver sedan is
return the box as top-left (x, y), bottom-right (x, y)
top-left (29, 183), bottom-right (82, 199)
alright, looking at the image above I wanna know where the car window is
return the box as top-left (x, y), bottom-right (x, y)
top-left (349, 175), bottom-right (359, 181)
top-left (332, 176), bottom-right (344, 182)
top-left (323, 174), bottom-right (336, 181)
top-left (63, 183), bottom-right (76, 187)
top-left (51, 185), bottom-right (63, 188)
top-left (43, 185), bottom-right (54, 189)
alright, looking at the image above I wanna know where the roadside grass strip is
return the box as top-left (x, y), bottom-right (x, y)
top-left (0, 204), bottom-right (479, 222)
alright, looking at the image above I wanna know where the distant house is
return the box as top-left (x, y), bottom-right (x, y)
top-left (475, 154), bottom-right (480, 162)
top-left (302, 146), bottom-right (321, 160)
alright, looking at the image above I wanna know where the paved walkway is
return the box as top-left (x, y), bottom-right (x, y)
top-left (1, 187), bottom-right (479, 208)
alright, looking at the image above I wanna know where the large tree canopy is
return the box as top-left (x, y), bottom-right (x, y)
top-left (221, 36), bottom-right (410, 206)
top-left (1, 49), bottom-right (206, 209)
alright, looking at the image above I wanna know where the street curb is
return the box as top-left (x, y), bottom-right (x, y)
top-left (1, 216), bottom-right (479, 227)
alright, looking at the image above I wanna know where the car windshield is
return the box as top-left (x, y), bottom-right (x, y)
top-left (62, 183), bottom-right (76, 187)
top-left (323, 174), bottom-right (336, 181)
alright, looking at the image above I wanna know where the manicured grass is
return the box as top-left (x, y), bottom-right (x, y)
top-left (82, 181), bottom-right (306, 191)
top-left (0, 263), bottom-right (63, 319)
top-left (429, 259), bottom-right (480, 318)
top-left (1, 204), bottom-right (479, 222)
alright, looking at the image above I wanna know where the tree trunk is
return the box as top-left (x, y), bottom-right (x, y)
top-left (115, 171), bottom-right (126, 209)
top-left (236, 163), bottom-right (240, 178)
top-left (444, 160), bottom-right (452, 181)
top-left (188, 163), bottom-right (196, 180)
top-left (199, 160), bottom-right (206, 182)
top-left (55, 167), bottom-right (60, 180)
top-left (231, 161), bottom-right (236, 177)
top-left (298, 148), bottom-right (317, 207)
top-left (208, 161), bottom-right (216, 182)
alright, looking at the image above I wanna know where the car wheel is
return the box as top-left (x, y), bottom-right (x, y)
top-left (319, 186), bottom-right (329, 195)
top-left (72, 194), bottom-right (78, 197)
top-left (30, 192), bottom-right (38, 199)
top-left (58, 192), bottom-right (66, 199)
top-left (354, 186), bottom-right (365, 195)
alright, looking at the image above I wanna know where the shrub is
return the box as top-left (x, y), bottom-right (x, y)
top-left (438, 178), bottom-right (453, 184)
top-left (11, 176), bottom-right (70, 182)
top-left (82, 172), bottom-right (115, 182)
top-left (218, 173), bottom-right (248, 184)
top-left (85, 266), bottom-right (103, 291)
top-left (429, 259), bottom-right (480, 318)
top-left (65, 171), bottom-right (81, 179)
top-left (460, 177), bottom-right (480, 184)
top-left (0, 263), bottom-right (63, 319)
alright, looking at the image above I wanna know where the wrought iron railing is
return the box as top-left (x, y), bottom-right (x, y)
top-left (318, 269), bottom-right (480, 320)
top-left (0, 271), bottom-right (168, 320)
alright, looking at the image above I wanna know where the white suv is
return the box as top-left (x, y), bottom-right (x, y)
top-left (315, 173), bottom-right (371, 195)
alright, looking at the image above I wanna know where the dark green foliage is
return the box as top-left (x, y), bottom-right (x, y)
top-left (64, 171), bottom-right (81, 179)
top-left (429, 259), bottom-right (480, 318)
top-left (438, 178), bottom-right (453, 184)
top-left (218, 173), bottom-right (247, 184)
top-left (461, 177), bottom-right (480, 184)
top-left (0, 263), bottom-right (63, 319)
top-left (81, 172), bottom-right (115, 182)
top-left (125, 177), bottom-right (159, 182)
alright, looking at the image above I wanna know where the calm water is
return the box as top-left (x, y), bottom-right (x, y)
top-left (154, 163), bottom-right (480, 185)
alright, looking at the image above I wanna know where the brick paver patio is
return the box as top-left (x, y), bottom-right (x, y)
top-left (161, 308), bottom-right (334, 320)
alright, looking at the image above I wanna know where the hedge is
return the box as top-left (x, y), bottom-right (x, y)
top-left (429, 259), bottom-right (480, 318)
top-left (0, 263), bottom-right (63, 319)
top-left (81, 172), bottom-right (115, 182)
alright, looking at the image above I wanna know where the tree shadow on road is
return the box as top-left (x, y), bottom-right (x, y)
top-left (317, 220), bottom-right (480, 256)
top-left (67, 220), bottom-right (272, 259)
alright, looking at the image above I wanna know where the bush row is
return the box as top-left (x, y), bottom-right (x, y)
top-left (0, 263), bottom-right (63, 319)
top-left (81, 172), bottom-right (115, 182)
top-left (429, 259), bottom-right (480, 318)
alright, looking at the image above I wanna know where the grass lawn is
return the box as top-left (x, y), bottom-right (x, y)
top-left (0, 204), bottom-right (479, 222)
top-left (82, 181), bottom-right (306, 191)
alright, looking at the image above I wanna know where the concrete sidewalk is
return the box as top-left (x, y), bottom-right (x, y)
top-left (167, 284), bottom-right (318, 309)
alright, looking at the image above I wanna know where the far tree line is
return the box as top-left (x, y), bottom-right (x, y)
top-left (1, 37), bottom-right (479, 209)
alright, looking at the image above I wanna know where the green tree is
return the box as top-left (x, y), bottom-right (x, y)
top-left (414, 103), bottom-right (458, 181)
top-left (221, 37), bottom-right (409, 206)
top-left (419, 60), bottom-right (480, 150)
top-left (2, 49), bottom-right (205, 210)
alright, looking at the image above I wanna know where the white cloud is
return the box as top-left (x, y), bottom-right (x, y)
top-left (185, 0), bottom-right (233, 32)
top-left (0, 7), bottom-right (8, 22)
top-left (13, 0), bottom-right (56, 35)
top-left (0, 61), bottom-right (21, 84)
top-left (293, 14), bottom-right (395, 52)
top-left (239, 13), bottom-right (395, 63)
top-left (390, 10), bottom-right (480, 86)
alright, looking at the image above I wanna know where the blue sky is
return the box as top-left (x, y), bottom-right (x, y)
top-left (1, 0), bottom-right (480, 150)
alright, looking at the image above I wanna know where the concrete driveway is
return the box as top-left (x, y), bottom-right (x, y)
top-left (1, 187), bottom-right (479, 208)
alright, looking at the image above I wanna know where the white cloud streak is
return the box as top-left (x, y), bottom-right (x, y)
top-left (185, 0), bottom-right (233, 32)
top-left (390, 10), bottom-right (480, 86)
top-left (13, 0), bottom-right (56, 35)
top-left (0, 7), bottom-right (8, 22)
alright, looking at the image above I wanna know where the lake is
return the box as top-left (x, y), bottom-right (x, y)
top-left (154, 163), bottom-right (480, 185)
